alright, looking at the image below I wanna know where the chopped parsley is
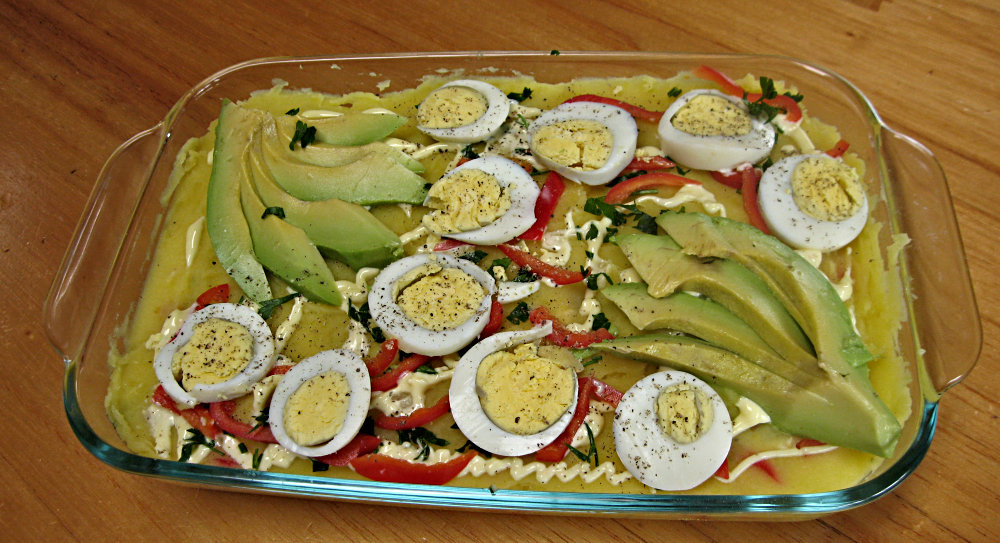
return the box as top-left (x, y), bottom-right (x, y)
top-left (289, 120), bottom-right (317, 150)
top-left (743, 76), bottom-right (804, 123)
top-left (398, 427), bottom-right (448, 462)
top-left (516, 113), bottom-right (530, 129)
top-left (261, 206), bottom-right (285, 220)
top-left (584, 223), bottom-right (601, 240)
top-left (591, 312), bottom-right (612, 331)
top-left (667, 86), bottom-right (683, 98)
top-left (566, 422), bottom-right (599, 466)
top-left (506, 301), bottom-right (531, 324)
top-left (550, 50), bottom-right (561, 55)
top-left (583, 197), bottom-right (626, 226)
top-left (585, 272), bottom-right (613, 291)
top-left (633, 210), bottom-right (659, 234)
top-left (415, 364), bottom-right (438, 375)
top-left (349, 302), bottom-right (385, 342)
top-left (178, 428), bottom-right (223, 462)
top-left (285, 107), bottom-right (300, 116)
top-left (460, 249), bottom-right (488, 264)
top-left (506, 87), bottom-right (533, 102)
top-left (457, 439), bottom-right (493, 458)
top-left (581, 354), bottom-right (603, 367)
top-left (461, 143), bottom-right (480, 160)
top-left (257, 292), bottom-right (300, 320)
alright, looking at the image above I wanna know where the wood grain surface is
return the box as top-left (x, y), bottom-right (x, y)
top-left (3, 0), bottom-right (998, 541)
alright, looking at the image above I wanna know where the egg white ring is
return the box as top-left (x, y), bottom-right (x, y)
top-left (428, 156), bottom-right (541, 245)
top-left (449, 322), bottom-right (581, 457)
top-left (528, 101), bottom-right (638, 186)
top-left (369, 253), bottom-right (496, 356)
top-left (757, 153), bottom-right (869, 252)
top-left (613, 370), bottom-right (733, 491)
top-left (416, 80), bottom-right (511, 143)
top-left (153, 303), bottom-right (276, 409)
top-left (657, 89), bottom-right (776, 172)
top-left (267, 349), bottom-right (372, 457)
top-left (496, 280), bottom-right (541, 303)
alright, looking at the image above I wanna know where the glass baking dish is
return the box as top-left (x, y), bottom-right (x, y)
top-left (43, 51), bottom-right (981, 520)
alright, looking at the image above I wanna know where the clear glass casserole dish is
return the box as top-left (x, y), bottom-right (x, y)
top-left (43, 51), bottom-right (981, 520)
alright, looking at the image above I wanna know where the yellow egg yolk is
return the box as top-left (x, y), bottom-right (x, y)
top-left (422, 168), bottom-right (511, 235)
top-left (395, 264), bottom-right (485, 331)
top-left (172, 317), bottom-right (253, 390)
top-left (671, 94), bottom-right (752, 137)
top-left (417, 85), bottom-right (488, 129)
top-left (284, 370), bottom-right (351, 446)
top-left (656, 383), bottom-right (714, 444)
top-left (475, 343), bottom-right (576, 435)
top-left (791, 156), bottom-right (865, 221)
top-left (531, 119), bottom-right (612, 171)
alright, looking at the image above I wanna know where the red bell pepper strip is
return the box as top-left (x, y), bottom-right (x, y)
top-left (518, 172), bottom-right (565, 241)
top-left (208, 399), bottom-right (278, 443)
top-left (433, 239), bottom-right (472, 252)
top-left (314, 434), bottom-right (382, 467)
top-left (374, 395), bottom-right (451, 431)
top-left (365, 338), bottom-right (399, 376)
top-left (752, 457), bottom-right (781, 482)
top-left (350, 449), bottom-right (478, 485)
top-left (497, 244), bottom-right (587, 285)
top-left (714, 459), bottom-right (731, 480)
top-left (371, 353), bottom-right (431, 392)
top-left (621, 155), bottom-right (676, 173)
top-left (604, 172), bottom-right (701, 204)
top-left (692, 65), bottom-right (802, 122)
top-left (826, 139), bottom-right (850, 158)
top-left (562, 94), bottom-right (663, 124)
top-left (479, 298), bottom-right (504, 340)
top-left (151, 385), bottom-right (219, 439)
top-left (267, 364), bottom-right (293, 376)
top-left (709, 164), bottom-right (750, 190)
top-left (739, 166), bottom-right (771, 235)
top-left (796, 438), bottom-right (827, 449)
top-left (534, 377), bottom-right (623, 463)
top-left (194, 283), bottom-right (230, 310)
top-left (528, 306), bottom-right (614, 348)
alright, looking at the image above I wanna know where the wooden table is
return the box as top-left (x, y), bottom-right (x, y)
top-left (4, 0), bottom-right (997, 540)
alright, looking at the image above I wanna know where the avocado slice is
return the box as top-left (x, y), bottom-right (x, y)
top-left (617, 233), bottom-right (814, 365)
top-left (589, 334), bottom-right (901, 457)
top-left (600, 283), bottom-right (822, 386)
top-left (655, 211), bottom-right (873, 368)
top-left (279, 110), bottom-right (407, 146)
top-left (260, 137), bottom-right (428, 205)
top-left (266, 120), bottom-right (424, 173)
top-left (238, 156), bottom-right (341, 306)
top-left (206, 99), bottom-right (272, 302)
top-left (247, 136), bottom-right (403, 270)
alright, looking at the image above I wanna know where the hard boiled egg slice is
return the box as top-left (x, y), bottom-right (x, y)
top-left (658, 89), bottom-right (775, 171)
top-left (614, 370), bottom-right (732, 491)
top-left (154, 303), bottom-right (275, 409)
top-left (268, 349), bottom-right (372, 457)
top-left (757, 153), bottom-right (869, 252)
top-left (450, 322), bottom-right (580, 457)
top-left (416, 80), bottom-right (511, 143)
top-left (528, 101), bottom-right (638, 185)
top-left (369, 253), bottom-right (496, 356)
top-left (422, 156), bottom-right (540, 245)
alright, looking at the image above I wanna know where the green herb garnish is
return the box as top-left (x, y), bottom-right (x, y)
top-left (506, 87), bottom-right (533, 102)
top-left (585, 272), bottom-right (613, 291)
top-left (261, 206), bottom-right (285, 220)
top-left (289, 120), bottom-right (317, 150)
top-left (285, 107), bottom-right (300, 116)
top-left (257, 292), bottom-right (300, 320)
top-left (460, 249), bottom-right (488, 264)
top-left (178, 428), bottom-right (223, 462)
top-left (461, 143), bottom-right (480, 160)
top-left (506, 301), bottom-right (531, 324)
top-left (591, 312), bottom-right (612, 331)
top-left (398, 427), bottom-right (448, 462)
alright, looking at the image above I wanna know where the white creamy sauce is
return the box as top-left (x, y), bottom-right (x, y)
top-left (185, 216), bottom-right (205, 268)
top-left (273, 294), bottom-right (305, 355)
top-left (635, 184), bottom-right (727, 217)
top-left (217, 434), bottom-right (297, 471)
top-left (146, 404), bottom-right (211, 463)
top-left (144, 304), bottom-right (195, 354)
top-left (372, 362), bottom-right (456, 416)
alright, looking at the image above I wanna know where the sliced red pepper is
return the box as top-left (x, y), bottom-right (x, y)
top-left (350, 449), bottom-right (477, 485)
top-left (796, 438), bottom-right (827, 449)
top-left (752, 457), bottom-right (781, 483)
top-left (528, 306), bottom-right (614, 348)
top-left (693, 65), bottom-right (802, 122)
top-left (432, 239), bottom-right (472, 252)
top-left (535, 377), bottom-right (595, 462)
top-left (208, 399), bottom-right (277, 443)
top-left (714, 459), bottom-right (731, 480)
top-left (151, 385), bottom-right (218, 438)
top-left (374, 395), bottom-right (451, 431)
top-left (479, 298), bottom-right (504, 340)
top-left (194, 283), bottom-right (230, 310)
top-left (365, 338), bottom-right (399, 376)
top-left (371, 353), bottom-right (431, 392)
top-left (314, 434), bottom-right (382, 467)
top-left (589, 377), bottom-right (623, 408)
top-left (561, 94), bottom-right (663, 123)
top-left (709, 167), bottom-right (746, 190)
top-left (621, 155), bottom-right (675, 173)
top-left (497, 244), bottom-right (586, 285)
top-left (518, 172), bottom-right (565, 241)
top-left (604, 172), bottom-right (701, 204)
top-left (267, 364), bottom-right (293, 376)
top-left (739, 166), bottom-right (771, 235)
top-left (826, 139), bottom-right (850, 158)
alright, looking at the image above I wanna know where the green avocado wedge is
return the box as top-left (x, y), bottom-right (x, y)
top-left (616, 233), bottom-right (815, 365)
top-left (656, 211), bottom-right (873, 369)
top-left (589, 334), bottom-right (901, 457)
top-left (266, 120), bottom-right (424, 173)
top-left (247, 135), bottom-right (403, 270)
top-left (238, 159), bottom-right (341, 306)
top-left (279, 110), bottom-right (408, 146)
top-left (599, 283), bottom-right (822, 386)
top-left (205, 100), bottom-right (272, 302)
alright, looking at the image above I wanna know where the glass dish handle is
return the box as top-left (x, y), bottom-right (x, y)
top-left (44, 124), bottom-right (165, 366)
top-left (881, 127), bottom-right (982, 399)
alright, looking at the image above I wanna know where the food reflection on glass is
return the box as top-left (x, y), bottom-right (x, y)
top-left (107, 65), bottom-right (911, 495)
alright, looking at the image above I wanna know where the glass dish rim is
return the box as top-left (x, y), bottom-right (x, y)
top-left (49, 50), bottom-right (978, 519)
